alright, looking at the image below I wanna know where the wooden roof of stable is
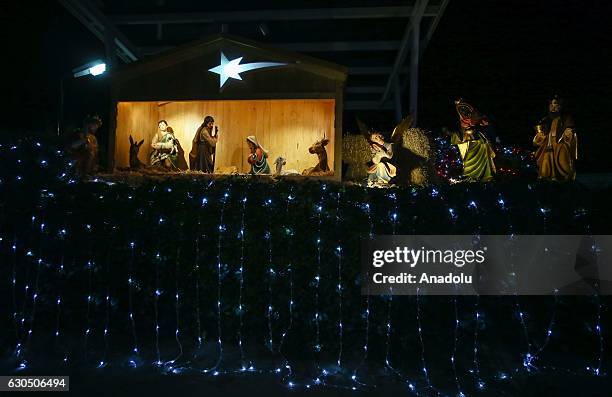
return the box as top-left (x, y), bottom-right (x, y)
top-left (111, 33), bottom-right (347, 83)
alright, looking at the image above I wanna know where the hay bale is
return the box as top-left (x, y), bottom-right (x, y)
top-left (394, 127), bottom-right (433, 160)
top-left (215, 165), bottom-right (239, 175)
top-left (342, 134), bottom-right (371, 181)
top-left (392, 127), bottom-right (437, 186)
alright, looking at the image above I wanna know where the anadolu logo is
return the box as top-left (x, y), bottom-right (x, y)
top-left (208, 51), bottom-right (287, 88)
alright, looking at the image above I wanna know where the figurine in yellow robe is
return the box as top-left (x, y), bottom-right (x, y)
top-left (533, 95), bottom-right (577, 181)
top-left (70, 114), bottom-right (102, 175)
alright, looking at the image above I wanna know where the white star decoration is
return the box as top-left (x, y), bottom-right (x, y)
top-left (208, 52), bottom-right (287, 88)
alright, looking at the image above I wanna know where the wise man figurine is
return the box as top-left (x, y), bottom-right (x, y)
top-left (533, 95), bottom-right (577, 181)
top-left (450, 99), bottom-right (496, 182)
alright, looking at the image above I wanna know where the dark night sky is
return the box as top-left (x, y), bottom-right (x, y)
top-left (2, 0), bottom-right (611, 171)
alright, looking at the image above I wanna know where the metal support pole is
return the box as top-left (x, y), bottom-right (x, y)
top-left (104, 30), bottom-right (117, 70)
top-left (394, 76), bottom-right (402, 122)
top-left (380, 0), bottom-right (428, 106)
top-left (409, 10), bottom-right (421, 124)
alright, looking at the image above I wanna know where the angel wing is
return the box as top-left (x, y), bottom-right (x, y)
top-left (391, 114), bottom-right (414, 142)
top-left (356, 117), bottom-right (371, 138)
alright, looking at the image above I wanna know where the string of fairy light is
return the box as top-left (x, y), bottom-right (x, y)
top-left (383, 192), bottom-right (400, 377)
top-left (278, 188), bottom-right (295, 384)
top-left (127, 240), bottom-right (140, 367)
top-left (154, 248), bottom-right (162, 365)
top-left (100, 237), bottom-right (112, 368)
top-left (312, 184), bottom-right (325, 380)
top-left (237, 196), bottom-right (248, 370)
top-left (14, 213), bottom-right (37, 363)
top-left (24, 212), bottom-right (45, 364)
top-left (334, 190), bottom-right (344, 368)
top-left (415, 287), bottom-right (433, 391)
top-left (451, 295), bottom-right (465, 397)
top-left (437, 185), bottom-right (466, 397)
top-left (586, 221), bottom-right (605, 377)
top-left (54, 230), bottom-right (66, 361)
top-left (171, 242), bottom-right (184, 365)
top-left (518, 192), bottom-right (565, 375)
top-left (203, 186), bottom-right (228, 375)
top-left (0, 139), bottom-right (609, 393)
top-left (471, 234), bottom-right (484, 390)
top-left (11, 233), bottom-right (19, 352)
top-left (264, 197), bottom-right (275, 353)
top-left (590, 296), bottom-right (604, 376)
top-left (352, 188), bottom-right (373, 387)
top-left (83, 225), bottom-right (94, 360)
top-left (193, 209), bottom-right (204, 353)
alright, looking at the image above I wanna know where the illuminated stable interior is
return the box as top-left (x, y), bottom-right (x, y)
top-left (114, 99), bottom-right (336, 175)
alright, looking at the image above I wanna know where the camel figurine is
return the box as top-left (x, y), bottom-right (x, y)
top-left (129, 135), bottom-right (145, 169)
top-left (302, 137), bottom-right (332, 176)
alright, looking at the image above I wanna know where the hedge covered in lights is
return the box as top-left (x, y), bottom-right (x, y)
top-left (0, 136), bottom-right (609, 394)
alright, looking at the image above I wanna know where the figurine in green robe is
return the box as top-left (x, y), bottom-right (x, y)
top-left (150, 120), bottom-right (179, 170)
top-left (451, 99), bottom-right (496, 182)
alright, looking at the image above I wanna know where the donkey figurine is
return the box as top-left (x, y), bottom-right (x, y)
top-left (302, 138), bottom-right (331, 176)
top-left (129, 135), bottom-right (145, 169)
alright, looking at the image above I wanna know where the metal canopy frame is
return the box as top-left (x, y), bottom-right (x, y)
top-left (58, 0), bottom-right (449, 120)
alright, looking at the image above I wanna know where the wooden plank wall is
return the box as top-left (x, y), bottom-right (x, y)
top-left (114, 99), bottom-right (335, 174)
top-left (115, 101), bottom-right (159, 168)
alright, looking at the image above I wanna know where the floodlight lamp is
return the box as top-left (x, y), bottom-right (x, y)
top-left (72, 60), bottom-right (107, 78)
top-left (89, 63), bottom-right (106, 76)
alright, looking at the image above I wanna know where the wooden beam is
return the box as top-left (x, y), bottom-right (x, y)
top-left (110, 6), bottom-right (441, 25)
top-left (141, 41), bottom-right (401, 55)
top-left (59, 0), bottom-right (140, 63)
top-left (275, 41), bottom-right (401, 52)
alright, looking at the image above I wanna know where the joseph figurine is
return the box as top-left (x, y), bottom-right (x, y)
top-left (533, 95), bottom-right (577, 181)
top-left (189, 115), bottom-right (218, 172)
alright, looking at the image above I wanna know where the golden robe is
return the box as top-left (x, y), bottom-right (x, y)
top-left (533, 115), bottom-right (577, 181)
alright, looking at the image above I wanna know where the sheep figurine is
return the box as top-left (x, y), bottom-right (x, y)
top-left (274, 156), bottom-right (300, 176)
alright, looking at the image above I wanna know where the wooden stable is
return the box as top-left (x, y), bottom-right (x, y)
top-left (109, 34), bottom-right (347, 179)
top-left (115, 99), bottom-right (335, 174)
